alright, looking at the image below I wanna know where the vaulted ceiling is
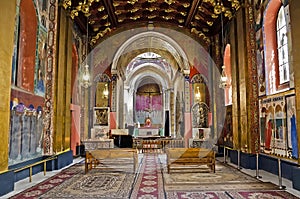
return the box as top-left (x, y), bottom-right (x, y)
top-left (62, 0), bottom-right (242, 45)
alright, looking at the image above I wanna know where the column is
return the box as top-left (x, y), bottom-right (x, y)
top-left (184, 73), bottom-right (192, 147)
top-left (289, 0), bottom-right (300, 164)
top-left (0, 1), bottom-right (15, 171)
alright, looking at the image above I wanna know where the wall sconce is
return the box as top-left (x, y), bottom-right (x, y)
top-left (103, 83), bottom-right (109, 97)
top-left (219, 65), bottom-right (228, 89)
top-left (195, 86), bottom-right (201, 101)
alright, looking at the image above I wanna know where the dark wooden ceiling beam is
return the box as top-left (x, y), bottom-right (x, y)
top-left (102, 0), bottom-right (118, 27)
top-left (185, 0), bottom-right (202, 27)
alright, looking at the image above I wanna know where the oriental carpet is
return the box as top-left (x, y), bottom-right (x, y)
top-left (9, 153), bottom-right (300, 199)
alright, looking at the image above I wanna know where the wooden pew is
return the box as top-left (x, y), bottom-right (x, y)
top-left (85, 148), bottom-right (138, 173)
top-left (166, 148), bottom-right (215, 173)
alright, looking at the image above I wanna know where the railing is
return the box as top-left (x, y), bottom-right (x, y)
top-left (133, 138), bottom-right (184, 153)
top-left (13, 156), bottom-right (57, 182)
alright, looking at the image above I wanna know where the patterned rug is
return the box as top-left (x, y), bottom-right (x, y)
top-left (158, 154), bottom-right (299, 199)
top-left (130, 153), bottom-right (165, 199)
top-left (8, 154), bottom-right (300, 199)
top-left (10, 163), bottom-right (137, 199)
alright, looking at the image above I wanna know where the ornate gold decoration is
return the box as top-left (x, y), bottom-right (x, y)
top-left (127, 0), bottom-right (138, 5)
top-left (146, 7), bottom-right (157, 12)
top-left (231, 0), bottom-right (240, 10)
top-left (91, 27), bottom-right (112, 45)
top-left (162, 16), bottom-right (174, 20)
top-left (183, 3), bottom-right (190, 8)
top-left (115, 10), bottom-right (123, 15)
top-left (130, 8), bottom-right (139, 13)
top-left (67, 0), bottom-right (98, 19)
top-left (178, 19), bottom-right (184, 23)
top-left (164, 0), bottom-right (175, 5)
top-left (180, 12), bottom-right (187, 16)
top-left (207, 21), bottom-right (213, 26)
top-left (98, 6), bottom-right (105, 12)
top-left (224, 9), bottom-right (232, 19)
top-left (113, 2), bottom-right (120, 6)
top-left (101, 15), bottom-right (108, 20)
top-left (191, 28), bottom-right (210, 43)
top-left (211, 13), bottom-right (218, 18)
top-left (165, 8), bottom-right (175, 13)
top-left (130, 15), bottom-right (141, 20)
top-left (148, 14), bottom-right (157, 19)
top-left (118, 18), bottom-right (125, 22)
top-left (62, 0), bottom-right (71, 9)
top-left (198, 6), bottom-right (205, 12)
top-left (195, 14), bottom-right (202, 20)
top-left (147, 0), bottom-right (157, 2)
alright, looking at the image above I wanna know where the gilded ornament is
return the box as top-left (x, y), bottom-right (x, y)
top-left (207, 21), bottom-right (213, 26)
top-left (62, 0), bottom-right (71, 9)
top-left (183, 3), bottom-right (190, 8)
top-left (98, 6), bottom-right (105, 12)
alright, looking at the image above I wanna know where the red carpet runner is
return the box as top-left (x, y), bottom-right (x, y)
top-left (131, 153), bottom-right (164, 199)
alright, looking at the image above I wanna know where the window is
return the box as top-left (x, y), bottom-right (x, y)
top-left (276, 6), bottom-right (289, 84)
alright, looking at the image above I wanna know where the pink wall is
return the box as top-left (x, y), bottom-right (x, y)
top-left (184, 112), bottom-right (192, 147)
top-left (70, 104), bottom-right (81, 156)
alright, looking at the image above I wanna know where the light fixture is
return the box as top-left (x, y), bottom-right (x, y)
top-left (195, 86), bottom-right (201, 101)
top-left (103, 83), bottom-right (109, 97)
top-left (219, 11), bottom-right (228, 89)
top-left (81, 18), bottom-right (91, 88)
top-left (219, 65), bottom-right (228, 88)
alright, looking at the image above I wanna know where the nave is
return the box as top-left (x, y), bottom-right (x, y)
top-left (3, 153), bottom-right (300, 199)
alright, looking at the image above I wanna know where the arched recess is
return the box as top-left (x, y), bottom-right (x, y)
top-left (224, 44), bottom-right (232, 105)
top-left (111, 31), bottom-right (190, 76)
top-left (17, 0), bottom-right (38, 92)
top-left (123, 62), bottom-right (171, 131)
top-left (263, 0), bottom-right (283, 94)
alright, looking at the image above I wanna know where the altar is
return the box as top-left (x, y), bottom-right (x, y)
top-left (137, 127), bottom-right (160, 137)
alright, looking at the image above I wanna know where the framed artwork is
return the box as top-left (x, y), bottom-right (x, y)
top-left (93, 107), bottom-right (109, 126)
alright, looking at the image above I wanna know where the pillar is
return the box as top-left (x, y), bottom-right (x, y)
top-left (0, 1), bottom-right (15, 171)
top-left (289, 0), bottom-right (300, 164)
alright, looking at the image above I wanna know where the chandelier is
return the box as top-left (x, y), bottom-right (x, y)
top-left (219, 10), bottom-right (228, 89)
top-left (219, 66), bottom-right (228, 88)
top-left (81, 18), bottom-right (91, 88)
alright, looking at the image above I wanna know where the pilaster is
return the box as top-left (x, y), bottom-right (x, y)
top-left (0, 1), bottom-right (15, 171)
top-left (289, 0), bottom-right (300, 164)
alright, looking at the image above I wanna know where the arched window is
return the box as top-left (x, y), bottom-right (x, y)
top-left (276, 5), bottom-right (289, 85)
top-left (263, 0), bottom-right (291, 94)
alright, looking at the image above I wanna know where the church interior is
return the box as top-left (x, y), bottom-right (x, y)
top-left (1, 0), bottom-right (300, 198)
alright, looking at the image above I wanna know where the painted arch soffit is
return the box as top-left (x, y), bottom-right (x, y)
top-left (111, 31), bottom-right (189, 74)
top-left (124, 63), bottom-right (172, 90)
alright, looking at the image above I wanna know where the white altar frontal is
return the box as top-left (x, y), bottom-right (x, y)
top-left (137, 128), bottom-right (160, 137)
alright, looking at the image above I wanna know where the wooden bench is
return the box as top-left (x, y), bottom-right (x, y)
top-left (166, 148), bottom-right (215, 173)
top-left (85, 148), bottom-right (138, 173)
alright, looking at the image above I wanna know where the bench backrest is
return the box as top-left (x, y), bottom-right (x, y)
top-left (167, 148), bottom-right (215, 160)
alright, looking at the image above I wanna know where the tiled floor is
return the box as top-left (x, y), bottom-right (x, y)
top-left (1, 155), bottom-right (300, 198)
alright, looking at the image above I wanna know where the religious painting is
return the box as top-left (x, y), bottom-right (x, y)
top-left (256, 28), bottom-right (266, 96)
top-left (9, 103), bottom-right (43, 165)
top-left (93, 107), bottom-right (109, 126)
top-left (34, 26), bottom-right (47, 97)
top-left (222, 105), bottom-right (233, 148)
top-left (286, 95), bottom-right (298, 159)
top-left (192, 102), bottom-right (209, 128)
top-left (259, 96), bottom-right (287, 156)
